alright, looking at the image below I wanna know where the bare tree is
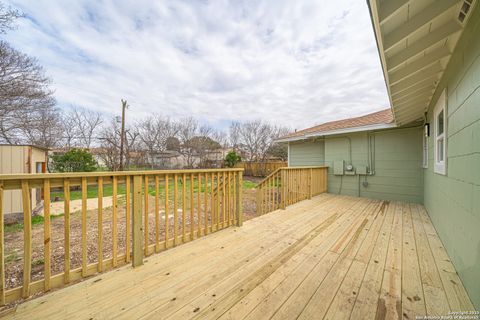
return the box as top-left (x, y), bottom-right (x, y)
top-left (72, 107), bottom-right (103, 148)
top-left (0, 4), bottom-right (57, 146)
top-left (178, 117), bottom-right (199, 168)
top-left (235, 120), bottom-right (289, 162)
top-left (0, 41), bottom-right (57, 144)
top-left (20, 104), bottom-right (62, 148)
top-left (229, 121), bottom-right (241, 151)
top-left (138, 115), bottom-right (179, 167)
top-left (237, 120), bottom-right (270, 162)
top-left (98, 118), bottom-right (141, 170)
top-left (0, 2), bottom-right (22, 34)
top-left (61, 108), bottom-right (79, 149)
top-left (211, 128), bottom-right (228, 148)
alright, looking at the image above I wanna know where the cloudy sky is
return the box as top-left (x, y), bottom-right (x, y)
top-left (4, 0), bottom-right (389, 131)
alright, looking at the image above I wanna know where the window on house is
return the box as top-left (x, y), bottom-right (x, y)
top-left (434, 90), bottom-right (447, 175)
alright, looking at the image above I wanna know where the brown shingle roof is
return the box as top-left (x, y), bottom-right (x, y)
top-left (280, 109), bottom-right (394, 140)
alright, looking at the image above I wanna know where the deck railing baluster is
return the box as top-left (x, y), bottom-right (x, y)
top-left (190, 173), bottom-right (194, 240)
top-left (97, 177), bottom-right (103, 272)
top-left (125, 176), bottom-right (131, 262)
top-left (197, 173), bottom-right (201, 237)
top-left (21, 181), bottom-right (31, 298)
top-left (144, 175), bottom-right (149, 255)
top-left (204, 173), bottom-right (208, 235)
top-left (155, 175), bottom-right (160, 252)
top-left (112, 176), bottom-right (118, 266)
top-left (165, 174), bottom-right (170, 249)
top-left (182, 173), bottom-right (186, 241)
top-left (174, 174), bottom-right (179, 246)
top-left (81, 177), bottom-right (87, 275)
top-left (0, 182), bottom-right (4, 304)
top-left (0, 168), bottom-right (243, 305)
top-left (63, 179), bottom-right (71, 283)
top-left (44, 180), bottom-right (52, 290)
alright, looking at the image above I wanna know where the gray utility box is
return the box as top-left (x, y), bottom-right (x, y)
top-left (357, 165), bottom-right (368, 175)
top-left (333, 160), bottom-right (344, 175)
top-left (345, 169), bottom-right (356, 175)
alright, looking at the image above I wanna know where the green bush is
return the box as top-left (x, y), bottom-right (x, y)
top-left (224, 151), bottom-right (241, 168)
top-left (51, 148), bottom-right (97, 172)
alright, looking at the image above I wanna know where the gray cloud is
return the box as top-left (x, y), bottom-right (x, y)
top-left (4, 0), bottom-right (389, 131)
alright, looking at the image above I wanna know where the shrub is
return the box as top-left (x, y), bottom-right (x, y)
top-left (51, 148), bottom-right (97, 172)
top-left (224, 151), bottom-right (241, 168)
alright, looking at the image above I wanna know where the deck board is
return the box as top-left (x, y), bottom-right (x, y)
top-left (3, 194), bottom-right (475, 320)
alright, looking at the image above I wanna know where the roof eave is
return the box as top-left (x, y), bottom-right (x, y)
top-left (366, 0), bottom-right (396, 124)
top-left (367, 0), bottom-right (476, 125)
top-left (276, 122), bottom-right (397, 143)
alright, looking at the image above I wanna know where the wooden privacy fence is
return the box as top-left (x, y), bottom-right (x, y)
top-left (236, 161), bottom-right (287, 177)
top-left (0, 168), bottom-right (243, 306)
top-left (256, 166), bottom-right (328, 215)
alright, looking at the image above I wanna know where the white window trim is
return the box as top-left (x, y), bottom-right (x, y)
top-left (433, 90), bottom-right (447, 175)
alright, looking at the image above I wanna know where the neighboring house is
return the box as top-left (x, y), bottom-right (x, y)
top-left (149, 148), bottom-right (231, 169)
top-left (0, 145), bottom-right (48, 216)
top-left (149, 150), bottom-right (184, 169)
top-left (279, 0), bottom-right (480, 309)
top-left (88, 147), bottom-right (108, 168)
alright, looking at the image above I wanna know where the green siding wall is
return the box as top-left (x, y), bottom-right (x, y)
top-left (288, 140), bottom-right (325, 166)
top-left (423, 4), bottom-right (480, 309)
top-left (324, 128), bottom-right (423, 203)
top-left (288, 127), bottom-right (424, 203)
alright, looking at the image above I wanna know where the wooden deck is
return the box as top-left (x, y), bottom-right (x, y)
top-left (3, 194), bottom-right (475, 319)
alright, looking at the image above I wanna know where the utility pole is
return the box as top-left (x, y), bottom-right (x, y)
top-left (119, 99), bottom-right (128, 171)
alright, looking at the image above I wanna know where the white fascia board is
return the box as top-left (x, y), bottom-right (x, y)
top-left (275, 122), bottom-right (397, 143)
top-left (304, 123), bottom-right (397, 138)
top-left (275, 136), bottom-right (308, 143)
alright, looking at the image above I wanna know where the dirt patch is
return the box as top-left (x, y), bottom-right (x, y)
top-left (3, 186), bottom-right (260, 291)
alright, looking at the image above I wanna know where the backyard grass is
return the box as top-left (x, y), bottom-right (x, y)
top-left (50, 178), bottom-right (257, 201)
top-left (5, 215), bottom-right (64, 233)
top-left (4, 177), bottom-right (260, 234)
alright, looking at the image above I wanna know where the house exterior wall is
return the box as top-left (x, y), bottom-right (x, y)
top-left (0, 146), bottom-right (47, 215)
top-left (423, 5), bottom-right (480, 309)
top-left (324, 128), bottom-right (423, 203)
top-left (288, 140), bottom-right (325, 166)
top-left (0, 145), bottom-right (27, 214)
top-left (288, 126), bottom-right (424, 203)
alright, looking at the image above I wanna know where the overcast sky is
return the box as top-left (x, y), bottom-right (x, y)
top-left (4, 0), bottom-right (390, 131)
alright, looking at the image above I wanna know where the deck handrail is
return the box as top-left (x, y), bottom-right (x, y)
top-left (256, 166), bottom-right (328, 215)
top-left (257, 166), bottom-right (328, 187)
top-left (0, 168), bottom-right (243, 306)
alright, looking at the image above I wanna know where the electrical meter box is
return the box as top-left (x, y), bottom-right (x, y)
top-left (333, 160), bottom-right (344, 175)
top-left (357, 165), bottom-right (368, 175)
top-left (345, 169), bottom-right (356, 175)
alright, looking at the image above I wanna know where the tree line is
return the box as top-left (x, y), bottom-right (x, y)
top-left (0, 3), bottom-right (288, 171)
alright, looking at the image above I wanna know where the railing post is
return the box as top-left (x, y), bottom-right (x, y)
top-left (309, 168), bottom-right (313, 199)
top-left (236, 171), bottom-right (243, 226)
top-left (0, 182), bottom-right (4, 305)
top-left (281, 169), bottom-right (287, 209)
top-left (132, 175), bottom-right (144, 267)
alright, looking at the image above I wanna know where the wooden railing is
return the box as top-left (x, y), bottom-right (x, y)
top-left (235, 161), bottom-right (287, 177)
top-left (256, 166), bottom-right (328, 215)
top-left (0, 168), bottom-right (243, 306)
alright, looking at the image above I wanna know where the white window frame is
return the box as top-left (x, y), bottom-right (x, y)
top-left (433, 90), bottom-right (447, 175)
